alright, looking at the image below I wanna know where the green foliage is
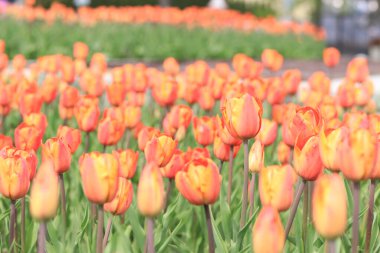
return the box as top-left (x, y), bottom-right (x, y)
top-left (227, 1), bottom-right (277, 18)
top-left (0, 18), bottom-right (325, 60)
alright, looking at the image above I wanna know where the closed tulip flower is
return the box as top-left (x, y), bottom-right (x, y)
top-left (176, 157), bottom-right (221, 205)
top-left (104, 177), bottom-right (133, 215)
top-left (198, 86), bottom-right (215, 111)
top-left (19, 91), bottom-right (43, 116)
top-left (213, 135), bottom-right (240, 162)
top-left (216, 115), bottom-right (242, 146)
top-left (312, 173), bottom-right (347, 239)
top-left (137, 127), bottom-right (160, 151)
top-left (266, 77), bottom-right (286, 105)
top-left (283, 69), bottom-right (302, 95)
top-left (252, 206), bottom-right (285, 253)
top-left (193, 116), bottom-right (216, 147)
top-left (40, 74), bottom-right (59, 104)
top-left (73, 42), bottom-right (89, 60)
top-left (14, 123), bottom-right (43, 151)
top-left (145, 134), bottom-right (177, 167)
top-left (291, 107), bottom-right (322, 146)
top-left (256, 119), bottom-right (278, 146)
top-left (163, 57), bottom-right (180, 76)
top-left (30, 160), bottom-right (59, 220)
top-left (79, 152), bottom-right (119, 204)
top-left (42, 137), bottom-right (72, 174)
top-left (319, 126), bottom-right (343, 172)
top-left (106, 82), bottom-right (126, 107)
top-left (0, 134), bottom-right (13, 149)
top-left (113, 149), bottom-right (139, 179)
top-left (60, 85), bottom-right (80, 108)
top-left (222, 93), bottom-right (262, 140)
top-left (323, 47), bottom-right (340, 68)
top-left (74, 95), bottom-right (100, 132)
top-left (152, 80), bottom-right (177, 107)
top-left (7, 148), bottom-right (37, 180)
top-left (183, 147), bottom-right (211, 164)
top-left (249, 140), bottom-right (264, 173)
top-left (57, 126), bottom-right (82, 153)
top-left (0, 154), bottom-right (30, 200)
top-left (308, 72), bottom-right (331, 95)
top-left (137, 162), bottom-right (165, 217)
top-left (97, 116), bottom-right (124, 146)
top-left (79, 70), bottom-right (104, 97)
top-left (23, 112), bottom-right (48, 136)
top-left (261, 49), bottom-right (284, 72)
top-left (259, 165), bottom-right (294, 212)
top-left (161, 150), bottom-right (185, 179)
top-left (346, 57), bottom-right (369, 83)
top-left (277, 141), bottom-right (291, 164)
top-left (294, 135), bottom-right (323, 181)
top-left (122, 104), bottom-right (141, 129)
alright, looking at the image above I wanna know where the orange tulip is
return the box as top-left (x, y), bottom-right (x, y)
top-left (74, 95), bottom-right (100, 132)
top-left (319, 126), bottom-right (343, 172)
top-left (137, 127), bottom-right (160, 151)
top-left (106, 82), bottom-right (126, 106)
top-left (261, 49), bottom-right (284, 72)
top-left (42, 137), bottom-right (72, 174)
top-left (259, 165), bottom-right (294, 212)
top-left (97, 116), bottom-right (124, 146)
top-left (23, 112), bottom-right (48, 136)
top-left (198, 86), bottom-right (215, 111)
top-left (216, 115), bottom-right (242, 146)
top-left (79, 152), bottom-right (119, 204)
top-left (12, 54), bottom-right (27, 71)
top-left (60, 85), bottom-right (80, 108)
top-left (40, 74), bottom-right (59, 104)
top-left (30, 160), bottom-right (60, 220)
top-left (0, 134), bottom-right (13, 149)
top-left (252, 206), bottom-right (285, 253)
top-left (122, 104), bottom-right (141, 129)
top-left (113, 149), bottom-right (139, 179)
top-left (0, 84), bottom-right (12, 116)
top-left (161, 149), bottom-right (185, 179)
top-left (277, 141), bottom-right (291, 164)
top-left (256, 119), bottom-right (278, 146)
top-left (266, 77), bottom-right (286, 105)
top-left (152, 80), bottom-right (177, 107)
top-left (79, 70), bottom-right (104, 97)
top-left (183, 147), bottom-right (211, 164)
top-left (14, 123), bottom-right (43, 151)
top-left (0, 147), bottom-right (37, 180)
top-left (163, 57), bottom-right (180, 76)
top-left (213, 135), bottom-right (240, 162)
top-left (104, 177), bottom-right (133, 215)
top-left (369, 114), bottom-right (380, 135)
top-left (222, 93), bottom-right (262, 140)
top-left (175, 157), bottom-right (221, 205)
top-left (283, 69), bottom-right (302, 95)
top-left (291, 106), bottom-right (322, 147)
top-left (90, 53), bottom-right (107, 74)
top-left (57, 126), bottom-right (82, 153)
top-left (145, 134), bottom-right (177, 167)
top-left (308, 71), bottom-right (330, 95)
top-left (192, 116), bottom-right (216, 147)
top-left (137, 162), bottom-right (165, 217)
top-left (73, 42), bottom-right (89, 60)
top-left (249, 139), bottom-right (264, 173)
top-left (19, 90), bottom-right (43, 116)
top-left (346, 57), bottom-right (369, 83)
top-left (312, 173), bottom-right (347, 239)
top-left (338, 126), bottom-right (376, 181)
top-left (0, 154), bottom-right (30, 200)
top-left (293, 135), bottom-right (323, 181)
top-left (337, 82), bottom-right (355, 108)
top-left (323, 47), bottom-right (340, 68)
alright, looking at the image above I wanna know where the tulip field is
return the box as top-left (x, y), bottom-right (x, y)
top-left (0, 5), bottom-right (380, 253)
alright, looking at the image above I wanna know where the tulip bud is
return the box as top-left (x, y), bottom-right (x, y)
top-left (73, 42), bottom-right (89, 60)
top-left (145, 134), bottom-right (177, 167)
top-left (161, 150), bottom-right (185, 179)
top-left (74, 96), bottom-right (100, 132)
top-left (137, 162), bottom-right (165, 217)
top-left (137, 127), bottom-right (160, 151)
top-left (193, 116), bottom-right (216, 147)
top-left (216, 115), bottom-right (242, 146)
top-left (97, 116), bottom-right (124, 146)
top-left (319, 126), bottom-right (343, 172)
top-left (277, 141), bottom-right (291, 164)
top-left (198, 86), bottom-right (215, 111)
top-left (113, 149), bottom-right (139, 179)
top-left (0, 154), bottom-right (30, 200)
top-left (176, 157), bottom-right (221, 205)
top-left (30, 160), bottom-right (60, 220)
top-left (106, 82), bottom-right (126, 107)
top-left (14, 123), bottom-right (43, 151)
top-left (283, 69), bottom-right (302, 95)
top-left (57, 126), bottom-right (82, 153)
top-left (323, 47), bottom-right (340, 68)
top-left (256, 119), bottom-right (278, 146)
top-left (249, 140), bottom-right (264, 173)
top-left (104, 177), bottom-right (133, 215)
top-left (79, 152), bottom-right (119, 204)
top-left (259, 165), bottom-right (294, 212)
top-left (123, 104), bottom-right (141, 129)
top-left (23, 112), bottom-right (48, 136)
top-left (40, 74), bottom-right (59, 104)
top-left (252, 206), bottom-right (285, 253)
top-left (346, 57), bottom-right (368, 83)
top-left (152, 80), bottom-right (177, 107)
top-left (261, 49), bottom-right (284, 72)
top-left (19, 91), bottom-right (43, 116)
top-left (42, 137), bottom-right (72, 174)
top-left (213, 135), bottom-right (240, 162)
top-left (312, 173), bottom-right (347, 239)
top-left (79, 70), bottom-right (104, 97)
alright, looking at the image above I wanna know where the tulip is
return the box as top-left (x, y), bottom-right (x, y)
top-left (163, 57), bottom-right (180, 76)
top-left (106, 82), bottom-right (126, 107)
top-left (291, 106), bottom-right (322, 147)
top-left (346, 57), bottom-right (369, 83)
top-left (97, 116), bottom-right (124, 147)
top-left (216, 115), bottom-right (241, 146)
top-left (42, 137), bottom-right (72, 174)
top-left (193, 116), bottom-right (216, 147)
top-left (145, 134), bottom-right (177, 167)
top-left (74, 95), bottom-right (100, 132)
top-left (277, 141), bottom-right (291, 164)
top-left (256, 119), bottom-right (278, 146)
top-left (249, 140), bottom-right (264, 173)
top-left (161, 149), bottom-right (185, 179)
top-left (312, 173), bottom-right (347, 239)
top-left (23, 112), bottom-right (48, 136)
top-left (57, 126), bottom-right (82, 153)
top-left (323, 47), bottom-right (340, 68)
top-left (40, 74), bottom-right (59, 104)
top-left (80, 70), bottom-right (104, 97)
top-left (104, 177), bottom-right (133, 215)
top-left (60, 85), bottom-right (80, 109)
top-left (213, 135), bottom-right (239, 162)
top-left (261, 49), bottom-right (284, 72)
top-left (0, 134), bottom-right (12, 149)
top-left (308, 71), bottom-right (330, 95)
top-left (152, 80), bottom-right (177, 107)
top-left (113, 149), bottom-right (139, 179)
top-left (183, 147), bottom-right (211, 163)
top-left (73, 42), bottom-right (89, 60)
top-left (79, 152), bottom-right (119, 204)
top-left (259, 165), bottom-right (294, 212)
top-left (266, 77), bottom-right (286, 105)
top-left (198, 86), bottom-right (215, 111)
top-left (283, 69), bottom-right (302, 95)
top-left (14, 123), bottom-right (43, 151)
top-left (319, 126), bottom-right (343, 172)
top-left (137, 127), bottom-right (160, 151)
top-left (122, 104), bottom-right (141, 129)
top-left (252, 206), bottom-right (285, 253)
top-left (19, 90), bottom-right (43, 116)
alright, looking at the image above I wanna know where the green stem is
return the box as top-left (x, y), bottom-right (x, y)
top-left (204, 205), bottom-right (215, 253)
top-left (164, 178), bottom-right (173, 213)
top-left (352, 182), bottom-right (360, 253)
top-left (365, 180), bottom-right (376, 253)
top-left (21, 197), bottom-right (26, 253)
top-left (249, 173), bottom-right (256, 217)
top-left (96, 205), bottom-right (104, 253)
top-left (240, 140), bottom-right (249, 228)
top-left (228, 145), bottom-right (233, 206)
top-left (9, 200), bottom-right (16, 253)
top-left (59, 173), bottom-right (67, 237)
top-left (303, 181), bottom-right (309, 252)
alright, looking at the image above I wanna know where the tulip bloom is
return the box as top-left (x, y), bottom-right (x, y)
top-left (256, 119), bottom-right (278, 146)
top-left (79, 70), bottom-right (104, 97)
top-left (0, 134), bottom-right (13, 149)
top-left (74, 96), bottom-right (100, 132)
top-left (42, 137), bottom-right (72, 174)
top-left (79, 152), bottom-right (119, 204)
top-left (19, 91), bottom-right (43, 116)
top-left (261, 49), bottom-right (284, 72)
top-left (73, 42), bottom-right (89, 60)
top-left (293, 135), bottom-right (323, 181)
top-left (152, 80), bottom-right (178, 107)
top-left (176, 157), bottom-right (221, 205)
top-left (106, 82), bottom-right (126, 107)
top-left (308, 71), bottom-right (330, 95)
top-left (122, 104), bottom-right (141, 129)
top-left (198, 86), bottom-right (215, 111)
top-left (137, 127), bottom-right (160, 151)
top-left (213, 134), bottom-right (240, 162)
top-left (40, 74), bottom-right (59, 104)
top-left (216, 115), bottom-right (241, 146)
top-left (137, 162), bottom-right (165, 217)
top-left (249, 140), bottom-right (264, 173)
top-left (163, 57), bottom-right (180, 76)
top-left (283, 69), bottom-right (302, 95)
top-left (346, 57), bottom-right (369, 83)
top-left (30, 160), bottom-right (59, 220)
top-left (161, 150), bottom-right (185, 179)
top-left (23, 112), bottom-right (48, 136)
top-left (252, 206), bottom-right (285, 253)
top-left (193, 116), bottom-right (216, 147)
top-left (291, 106), bottom-right (322, 147)
top-left (319, 126), bottom-right (343, 172)
top-left (259, 165), bottom-right (294, 212)
top-left (0, 154), bottom-right (30, 200)
top-left (312, 173), bottom-right (347, 239)
top-left (145, 134), bottom-right (177, 167)
top-left (222, 93), bottom-right (262, 140)
top-left (323, 47), bottom-right (340, 68)
top-left (277, 141), bottom-right (291, 164)
top-left (14, 123), bottom-right (43, 151)
top-left (97, 116), bottom-right (124, 146)
top-left (104, 177), bottom-right (133, 215)
top-left (113, 149), bottom-right (139, 179)
top-left (57, 126), bottom-right (82, 153)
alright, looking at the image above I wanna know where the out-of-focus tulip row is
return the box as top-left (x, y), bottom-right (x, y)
top-left (0, 38), bottom-right (378, 253)
top-left (2, 3), bottom-right (325, 40)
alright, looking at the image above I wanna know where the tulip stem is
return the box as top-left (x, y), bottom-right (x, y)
top-left (102, 215), bottom-right (113, 250)
top-left (59, 173), bottom-right (67, 236)
top-left (365, 180), bottom-right (376, 253)
top-left (326, 239), bottom-right (336, 253)
top-left (204, 205), bottom-right (215, 253)
top-left (37, 221), bottom-right (47, 253)
top-left (21, 197), bottom-right (26, 253)
top-left (227, 145), bottom-right (233, 206)
top-left (103, 145), bottom-right (106, 153)
top-left (96, 205), bottom-right (104, 253)
top-left (240, 140), bottom-right (249, 228)
top-left (9, 200), bottom-right (16, 253)
top-left (0, 114), bottom-right (6, 133)
top-left (62, 118), bottom-right (68, 126)
top-left (219, 160), bottom-right (223, 173)
top-left (249, 173), bottom-right (256, 217)
top-left (352, 182), bottom-right (360, 253)
top-left (164, 178), bottom-right (174, 213)
top-left (285, 179), bottom-right (306, 239)
top-left (146, 217), bottom-right (155, 253)
top-left (125, 130), bottom-right (131, 149)
top-left (302, 181), bottom-right (309, 252)
top-left (85, 132), bottom-right (90, 153)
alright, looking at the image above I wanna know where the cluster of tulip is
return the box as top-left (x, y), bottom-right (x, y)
top-left (2, 3), bottom-right (325, 40)
top-left (0, 37), bottom-right (378, 253)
